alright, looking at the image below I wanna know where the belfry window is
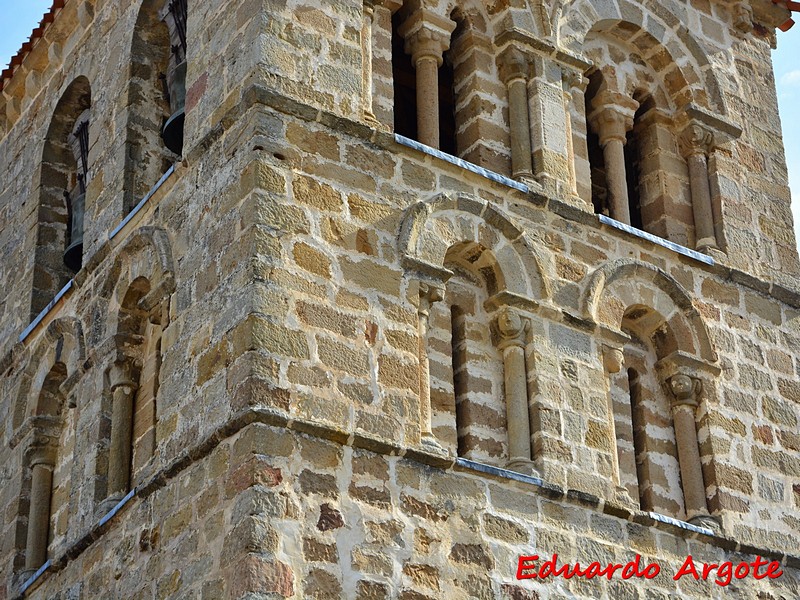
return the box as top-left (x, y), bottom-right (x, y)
top-left (63, 111), bottom-right (89, 272)
top-left (160, 0), bottom-right (188, 155)
top-left (32, 77), bottom-right (91, 319)
top-left (391, 10), bottom-right (417, 141)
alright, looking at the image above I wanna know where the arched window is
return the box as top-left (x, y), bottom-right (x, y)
top-left (391, 6), bottom-right (456, 151)
top-left (33, 77), bottom-right (91, 319)
top-left (423, 241), bottom-right (537, 475)
top-left (104, 277), bottom-right (163, 505)
top-left (124, 0), bottom-right (177, 213)
top-left (594, 263), bottom-right (719, 529)
top-left (427, 261), bottom-right (506, 463)
top-left (160, 0), bottom-right (188, 155)
top-left (22, 363), bottom-right (67, 576)
top-left (606, 309), bottom-right (685, 517)
top-left (388, 3), bottom-right (503, 171)
top-left (579, 24), bottom-right (728, 252)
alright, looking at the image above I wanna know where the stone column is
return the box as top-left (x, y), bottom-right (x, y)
top-left (494, 308), bottom-right (535, 474)
top-left (107, 359), bottom-right (139, 501)
top-left (602, 344), bottom-right (633, 503)
top-left (667, 374), bottom-right (713, 525)
top-left (416, 282), bottom-right (444, 447)
top-left (24, 443), bottom-right (56, 575)
top-left (589, 93), bottom-right (638, 224)
top-left (361, 0), bottom-right (377, 122)
top-left (399, 10), bottom-right (456, 149)
top-left (562, 69), bottom-right (585, 197)
top-left (499, 47), bottom-right (533, 180)
top-left (680, 124), bottom-right (718, 252)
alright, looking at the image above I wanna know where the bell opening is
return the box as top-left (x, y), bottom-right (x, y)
top-left (63, 190), bottom-right (85, 272)
top-left (162, 109), bottom-right (185, 155)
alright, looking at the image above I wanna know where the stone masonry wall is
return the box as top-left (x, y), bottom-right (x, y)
top-left (1, 0), bottom-right (799, 599)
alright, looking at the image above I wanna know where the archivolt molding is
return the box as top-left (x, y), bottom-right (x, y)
top-left (12, 316), bottom-right (87, 438)
top-left (556, 0), bottom-right (728, 117)
top-left (582, 258), bottom-right (716, 362)
top-left (399, 193), bottom-right (552, 301)
top-left (103, 226), bottom-right (176, 312)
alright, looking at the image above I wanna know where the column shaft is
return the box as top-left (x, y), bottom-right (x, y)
top-left (361, 1), bottom-right (376, 120)
top-left (507, 77), bottom-right (532, 179)
top-left (25, 462), bottom-right (53, 572)
top-left (418, 315), bottom-right (433, 438)
top-left (563, 85), bottom-right (577, 195)
top-left (503, 344), bottom-right (531, 465)
top-left (108, 385), bottom-right (135, 497)
top-left (672, 404), bottom-right (707, 518)
top-left (602, 138), bottom-right (631, 225)
top-left (687, 152), bottom-right (717, 251)
top-left (415, 55), bottom-right (440, 148)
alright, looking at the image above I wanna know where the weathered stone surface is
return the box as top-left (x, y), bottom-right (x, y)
top-left (0, 0), bottom-right (798, 598)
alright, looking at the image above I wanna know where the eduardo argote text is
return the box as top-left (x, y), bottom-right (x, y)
top-left (517, 553), bottom-right (784, 587)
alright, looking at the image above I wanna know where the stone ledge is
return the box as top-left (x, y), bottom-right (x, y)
top-left (108, 164), bottom-right (176, 240)
top-left (14, 490), bottom-right (135, 599)
top-left (18, 280), bottom-right (73, 343)
top-left (17, 560), bottom-right (49, 597)
top-left (14, 406), bottom-right (796, 597)
top-left (394, 134), bottom-right (530, 193)
top-left (598, 214), bottom-right (715, 266)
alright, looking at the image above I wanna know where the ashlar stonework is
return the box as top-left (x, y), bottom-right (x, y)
top-left (1, 0), bottom-right (799, 598)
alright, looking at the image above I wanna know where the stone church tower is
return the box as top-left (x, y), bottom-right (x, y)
top-left (1, 0), bottom-right (799, 597)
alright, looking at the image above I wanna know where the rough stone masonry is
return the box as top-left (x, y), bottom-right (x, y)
top-left (0, 0), bottom-right (799, 598)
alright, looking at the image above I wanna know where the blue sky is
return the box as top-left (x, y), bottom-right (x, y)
top-left (1, 1), bottom-right (799, 252)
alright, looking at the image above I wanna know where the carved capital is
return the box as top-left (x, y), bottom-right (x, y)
top-left (602, 344), bottom-right (625, 374)
top-left (417, 282), bottom-right (444, 318)
top-left (498, 47), bottom-right (529, 84)
top-left (107, 358), bottom-right (138, 392)
top-left (398, 9), bottom-right (456, 66)
top-left (680, 123), bottom-right (714, 158)
top-left (26, 435), bottom-right (58, 467)
top-left (667, 373), bottom-right (702, 409)
top-left (493, 308), bottom-right (529, 350)
top-left (588, 92), bottom-right (638, 145)
top-left (562, 68), bottom-right (587, 94)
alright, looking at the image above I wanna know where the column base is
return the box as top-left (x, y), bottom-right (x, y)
top-left (505, 458), bottom-right (539, 476)
top-left (613, 485), bottom-right (637, 508)
top-left (98, 492), bottom-right (126, 517)
top-left (688, 513), bottom-right (722, 534)
top-left (696, 237), bottom-right (718, 254)
top-left (420, 433), bottom-right (447, 455)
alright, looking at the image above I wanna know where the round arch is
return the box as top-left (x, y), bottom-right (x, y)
top-left (12, 316), bottom-right (86, 432)
top-left (557, 0), bottom-right (727, 116)
top-left (582, 258), bottom-right (716, 362)
top-left (102, 226), bottom-right (176, 320)
top-left (399, 193), bottom-right (551, 300)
